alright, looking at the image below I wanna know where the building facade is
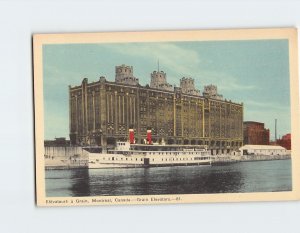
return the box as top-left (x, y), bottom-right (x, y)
top-left (243, 121), bottom-right (270, 145)
top-left (69, 64), bottom-right (244, 153)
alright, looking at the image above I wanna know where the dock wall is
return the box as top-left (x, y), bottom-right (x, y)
top-left (212, 153), bottom-right (291, 165)
top-left (44, 146), bottom-right (88, 169)
top-left (241, 154), bottom-right (291, 161)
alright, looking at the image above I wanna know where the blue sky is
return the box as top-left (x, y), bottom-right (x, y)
top-left (43, 39), bottom-right (290, 140)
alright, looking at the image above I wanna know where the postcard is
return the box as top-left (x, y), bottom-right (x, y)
top-left (33, 28), bottom-right (300, 206)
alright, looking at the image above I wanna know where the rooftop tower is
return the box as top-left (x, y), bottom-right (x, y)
top-left (180, 77), bottom-right (201, 96)
top-left (115, 64), bottom-right (139, 85)
top-left (203, 84), bottom-right (223, 100)
top-left (150, 62), bottom-right (173, 91)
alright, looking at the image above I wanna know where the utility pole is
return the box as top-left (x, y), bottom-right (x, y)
top-left (275, 119), bottom-right (277, 141)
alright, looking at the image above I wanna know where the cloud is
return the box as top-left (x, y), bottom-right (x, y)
top-left (190, 70), bottom-right (256, 92)
top-left (103, 43), bottom-right (202, 75)
top-left (103, 43), bottom-right (253, 93)
top-left (245, 100), bottom-right (290, 111)
top-left (44, 63), bottom-right (75, 85)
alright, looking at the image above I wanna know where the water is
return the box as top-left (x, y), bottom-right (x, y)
top-left (45, 159), bottom-right (292, 197)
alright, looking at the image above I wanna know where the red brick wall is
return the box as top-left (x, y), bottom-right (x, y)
top-left (243, 122), bottom-right (270, 145)
top-left (277, 133), bottom-right (291, 150)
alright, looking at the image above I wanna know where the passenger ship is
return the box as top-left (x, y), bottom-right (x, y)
top-left (88, 128), bottom-right (211, 168)
top-left (88, 142), bottom-right (211, 168)
top-left (89, 129), bottom-right (212, 168)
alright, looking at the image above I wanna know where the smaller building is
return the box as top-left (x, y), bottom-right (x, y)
top-left (44, 137), bottom-right (70, 147)
top-left (276, 133), bottom-right (291, 150)
top-left (243, 121), bottom-right (270, 145)
top-left (239, 145), bottom-right (287, 156)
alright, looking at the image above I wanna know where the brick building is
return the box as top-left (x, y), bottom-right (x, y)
top-left (69, 64), bottom-right (244, 153)
top-left (243, 121), bottom-right (270, 145)
top-left (276, 133), bottom-right (291, 150)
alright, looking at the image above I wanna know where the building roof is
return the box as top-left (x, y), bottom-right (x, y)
top-left (243, 121), bottom-right (264, 125)
top-left (240, 145), bottom-right (286, 150)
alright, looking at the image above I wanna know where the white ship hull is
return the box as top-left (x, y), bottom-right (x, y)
top-left (88, 142), bottom-right (211, 169)
top-left (88, 151), bottom-right (211, 169)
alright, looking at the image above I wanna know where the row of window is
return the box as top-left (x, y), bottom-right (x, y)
top-left (146, 152), bottom-right (206, 155)
top-left (94, 156), bottom-right (209, 162)
top-left (95, 157), bottom-right (143, 162)
top-left (252, 149), bottom-right (284, 152)
top-left (159, 157), bottom-right (209, 161)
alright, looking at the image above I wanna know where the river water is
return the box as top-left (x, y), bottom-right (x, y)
top-left (45, 159), bottom-right (292, 197)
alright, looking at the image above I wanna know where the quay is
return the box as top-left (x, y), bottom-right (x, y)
top-left (44, 144), bottom-right (291, 169)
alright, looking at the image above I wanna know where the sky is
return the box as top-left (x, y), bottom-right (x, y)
top-left (43, 39), bottom-right (290, 140)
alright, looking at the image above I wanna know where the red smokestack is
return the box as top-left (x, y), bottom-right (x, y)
top-left (129, 129), bottom-right (135, 144)
top-left (147, 128), bottom-right (152, 145)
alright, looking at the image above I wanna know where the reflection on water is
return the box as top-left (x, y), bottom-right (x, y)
top-left (45, 159), bottom-right (292, 197)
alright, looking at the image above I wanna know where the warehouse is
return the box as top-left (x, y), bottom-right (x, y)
top-left (239, 145), bottom-right (288, 156)
top-left (69, 64), bottom-right (243, 152)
